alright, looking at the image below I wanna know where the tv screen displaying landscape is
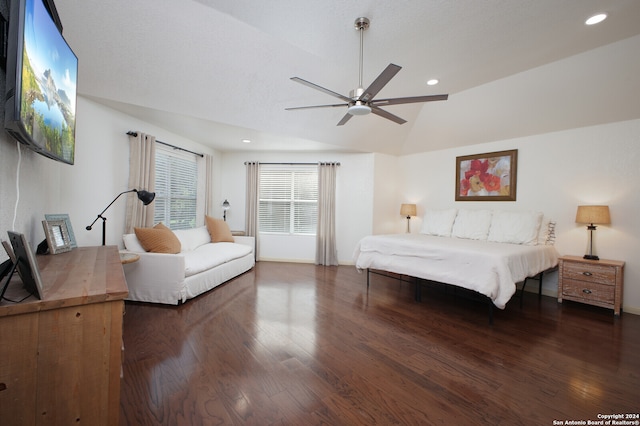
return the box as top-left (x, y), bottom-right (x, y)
top-left (18, 0), bottom-right (78, 164)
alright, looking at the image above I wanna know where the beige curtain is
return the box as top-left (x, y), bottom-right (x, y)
top-left (315, 162), bottom-right (339, 266)
top-left (125, 132), bottom-right (156, 233)
top-left (204, 154), bottom-right (216, 216)
top-left (245, 161), bottom-right (260, 260)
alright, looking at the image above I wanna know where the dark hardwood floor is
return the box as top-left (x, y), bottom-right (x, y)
top-left (120, 262), bottom-right (640, 425)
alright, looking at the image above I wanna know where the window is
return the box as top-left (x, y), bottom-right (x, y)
top-left (153, 145), bottom-right (197, 230)
top-left (259, 165), bottom-right (318, 235)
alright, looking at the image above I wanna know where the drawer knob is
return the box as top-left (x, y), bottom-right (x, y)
top-left (582, 289), bottom-right (592, 294)
top-left (582, 272), bottom-right (593, 276)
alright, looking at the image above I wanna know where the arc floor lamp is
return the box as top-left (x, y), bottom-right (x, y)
top-left (86, 189), bottom-right (156, 245)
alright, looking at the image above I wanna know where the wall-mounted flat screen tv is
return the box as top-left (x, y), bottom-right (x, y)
top-left (4, 0), bottom-right (78, 165)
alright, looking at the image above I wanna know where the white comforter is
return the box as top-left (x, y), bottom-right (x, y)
top-left (353, 234), bottom-right (559, 309)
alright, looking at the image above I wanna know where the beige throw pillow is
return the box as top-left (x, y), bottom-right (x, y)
top-left (205, 215), bottom-right (235, 243)
top-left (134, 223), bottom-right (181, 254)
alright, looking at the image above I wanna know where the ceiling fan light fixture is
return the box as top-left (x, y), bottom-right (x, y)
top-left (348, 103), bottom-right (371, 116)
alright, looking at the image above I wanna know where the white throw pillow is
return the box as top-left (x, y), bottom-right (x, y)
top-left (451, 209), bottom-right (493, 240)
top-left (173, 226), bottom-right (212, 252)
top-left (420, 209), bottom-right (458, 237)
top-left (123, 233), bottom-right (146, 253)
top-left (487, 211), bottom-right (543, 245)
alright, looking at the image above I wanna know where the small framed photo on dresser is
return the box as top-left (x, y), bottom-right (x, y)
top-left (45, 213), bottom-right (77, 248)
top-left (42, 219), bottom-right (72, 254)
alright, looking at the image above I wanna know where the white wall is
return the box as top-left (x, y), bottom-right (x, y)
top-left (398, 119), bottom-right (640, 314)
top-left (218, 151), bottom-right (375, 264)
top-left (372, 153), bottom-right (403, 235)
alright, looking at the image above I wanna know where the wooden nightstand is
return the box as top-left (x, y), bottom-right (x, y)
top-left (558, 255), bottom-right (625, 316)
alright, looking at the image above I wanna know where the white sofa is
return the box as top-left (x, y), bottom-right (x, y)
top-left (121, 226), bottom-right (255, 304)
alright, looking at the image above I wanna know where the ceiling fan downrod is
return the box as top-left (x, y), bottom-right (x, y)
top-left (354, 17), bottom-right (370, 92)
top-left (349, 17), bottom-right (371, 115)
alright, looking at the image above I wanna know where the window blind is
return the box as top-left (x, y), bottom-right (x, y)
top-left (153, 145), bottom-right (198, 230)
top-left (259, 165), bottom-right (318, 235)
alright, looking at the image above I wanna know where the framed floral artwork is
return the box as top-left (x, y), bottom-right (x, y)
top-left (455, 149), bottom-right (517, 201)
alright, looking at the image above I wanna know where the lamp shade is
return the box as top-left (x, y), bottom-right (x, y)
top-left (575, 205), bottom-right (611, 225)
top-left (400, 204), bottom-right (417, 217)
top-left (137, 190), bottom-right (156, 205)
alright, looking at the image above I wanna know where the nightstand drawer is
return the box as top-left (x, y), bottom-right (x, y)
top-left (561, 262), bottom-right (616, 286)
top-left (562, 279), bottom-right (615, 304)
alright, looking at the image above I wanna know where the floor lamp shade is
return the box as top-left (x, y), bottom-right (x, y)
top-left (575, 205), bottom-right (610, 260)
top-left (136, 190), bottom-right (156, 205)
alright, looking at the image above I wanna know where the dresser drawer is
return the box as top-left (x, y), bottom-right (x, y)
top-left (562, 261), bottom-right (616, 286)
top-left (562, 279), bottom-right (615, 304)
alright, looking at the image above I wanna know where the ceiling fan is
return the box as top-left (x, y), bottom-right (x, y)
top-left (286, 17), bottom-right (448, 126)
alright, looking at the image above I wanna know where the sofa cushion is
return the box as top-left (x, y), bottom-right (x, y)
top-left (173, 226), bottom-right (211, 252)
top-left (205, 215), bottom-right (235, 243)
top-left (451, 209), bottom-right (493, 240)
top-left (420, 209), bottom-right (458, 237)
top-left (184, 242), bottom-right (252, 277)
top-left (488, 210), bottom-right (543, 245)
top-left (134, 223), bottom-right (181, 254)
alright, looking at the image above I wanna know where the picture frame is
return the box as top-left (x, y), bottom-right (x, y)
top-left (455, 149), bottom-right (518, 201)
top-left (42, 219), bottom-right (72, 254)
top-left (45, 213), bottom-right (77, 248)
top-left (7, 231), bottom-right (44, 299)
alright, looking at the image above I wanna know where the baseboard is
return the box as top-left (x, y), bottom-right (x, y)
top-left (258, 258), bottom-right (357, 266)
top-left (258, 257), bottom-right (314, 264)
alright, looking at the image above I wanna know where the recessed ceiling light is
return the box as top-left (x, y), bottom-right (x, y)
top-left (241, 139), bottom-right (251, 144)
top-left (427, 79), bottom-right (439, 86)
top-left (585, 13), bottom-right (607, 25)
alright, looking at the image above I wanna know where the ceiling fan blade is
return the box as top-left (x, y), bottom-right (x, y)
top-left (290, 77), bottom-right (353, 103)
top-left (370, 105), bottom-right (407, 125)
top-left (359, 63), bottom-right (402, 102)
top-left (286, 103), bottom-right (348, 111)
top-left (371, 94), bottom-right (449, 106)
top-left (337, 112), bottom-right (354, 126)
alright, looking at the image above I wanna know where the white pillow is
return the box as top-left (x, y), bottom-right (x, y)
top-left (451, 209), bottom-right (493, 240)
top-left (123, 233), bottom-right (146, 253)
top-left (173, 226), bottom-right (212, 252)
top-left (487, 211), bottom-right (543, 245)
top-left (420, 209), bottom-right (458, 237)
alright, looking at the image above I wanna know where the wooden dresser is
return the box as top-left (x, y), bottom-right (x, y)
top-left (0, 246), bottom-right (128, 425)
top-left (557, 255), bottom-right (625, 316)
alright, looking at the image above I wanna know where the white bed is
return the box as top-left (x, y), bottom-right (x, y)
top-left (353, 233), bottom-right (559, 309)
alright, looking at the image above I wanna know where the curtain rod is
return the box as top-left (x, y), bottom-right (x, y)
top-left (244, 162), bottom-right (340, 166)
top-left (126, 131), bottom-right (204, 157)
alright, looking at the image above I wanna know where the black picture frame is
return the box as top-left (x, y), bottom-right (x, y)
top-left (7, 231), bottom-right (44, 299)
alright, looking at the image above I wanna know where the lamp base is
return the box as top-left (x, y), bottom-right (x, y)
top-left (583, 254), bottom-right (600, 261)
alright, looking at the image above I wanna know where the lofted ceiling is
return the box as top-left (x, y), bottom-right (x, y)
top-left (54, 0), bottom-right (640, 155)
